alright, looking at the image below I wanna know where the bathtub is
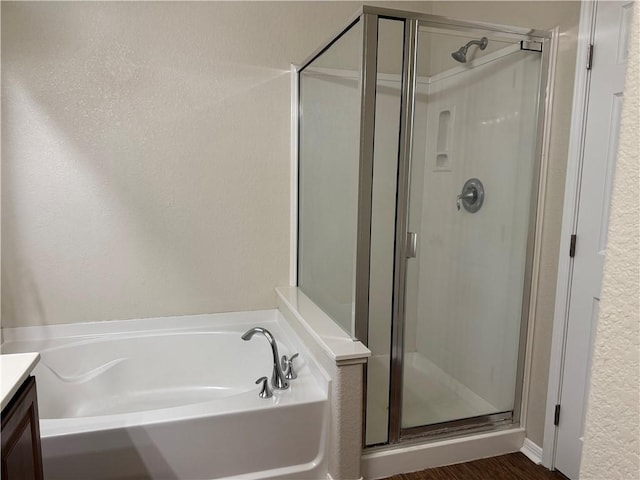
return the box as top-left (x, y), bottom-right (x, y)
top-left (1, 310), bottom-right (329, 480)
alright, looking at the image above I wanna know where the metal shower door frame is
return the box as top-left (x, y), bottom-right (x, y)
top-left (387, 12), bottom-right (552, 444)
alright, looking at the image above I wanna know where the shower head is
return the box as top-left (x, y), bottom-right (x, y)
top-left (451, 37), bottom-right (489, 63)
top-left (451, 49), bottom-right (467, 63)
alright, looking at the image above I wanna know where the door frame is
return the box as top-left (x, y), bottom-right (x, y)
top-left (542, 0), bottom-right (597, 469)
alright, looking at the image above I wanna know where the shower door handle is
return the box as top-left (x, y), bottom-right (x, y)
top-left (406, 232), bottom-right (417, 258)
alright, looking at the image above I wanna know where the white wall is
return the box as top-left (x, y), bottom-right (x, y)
top-left (0, 1), bottom-right (431, 328)
top-left (580, 4), bottom-right (639, 478)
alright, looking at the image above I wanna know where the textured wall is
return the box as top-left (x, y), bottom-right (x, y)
top-left (580, 4), bottom-right (639, 479)
top-left (0, 1), bottom-right (430, 327)
top-left (429, 1), bottom-right (581, 446)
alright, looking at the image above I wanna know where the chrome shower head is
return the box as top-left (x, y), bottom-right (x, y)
top-left (451, 37), bottom-right (489, 63)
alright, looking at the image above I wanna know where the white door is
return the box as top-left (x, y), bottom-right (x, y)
top-left (554, 2), bottom-right (632, 478)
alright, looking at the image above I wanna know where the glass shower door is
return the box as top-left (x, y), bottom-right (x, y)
top-left (400, 25), bottom-right (543, 433)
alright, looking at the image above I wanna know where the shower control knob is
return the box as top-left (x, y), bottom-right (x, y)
top-left (457, 190), bottom-right (477, 210)
top-left (456, 178), bottom-right (484, 213)
top-left (255, 376), bottom-right (273, 399)
top-left (281, 353), bottom-right (299, 380)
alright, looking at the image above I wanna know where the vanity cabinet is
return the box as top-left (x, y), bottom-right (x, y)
top-left (1, 376), bottom-right (44, 480)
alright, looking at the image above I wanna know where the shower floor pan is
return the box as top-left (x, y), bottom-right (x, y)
top-left (367, 352), bottom-right (499, 445)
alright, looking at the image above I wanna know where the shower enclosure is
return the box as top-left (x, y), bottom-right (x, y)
top-left (296, 6), bottom-right (551, 446)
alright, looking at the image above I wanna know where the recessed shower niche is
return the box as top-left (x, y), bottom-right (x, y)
top-left (435, 108), bottom-right (453, 171)
top-left (296, 6), bottom-right (551, 447)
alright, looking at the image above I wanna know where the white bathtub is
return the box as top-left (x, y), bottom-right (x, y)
top-left (1, 310), bottom-right (329, 480)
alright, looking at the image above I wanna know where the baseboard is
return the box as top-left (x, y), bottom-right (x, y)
top-left (327, 475), bottom-right (363, 480)
top-left (520, 438), bottom-right (543, 465)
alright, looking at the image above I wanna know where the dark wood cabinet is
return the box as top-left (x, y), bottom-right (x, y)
top-left (1, 376), bottom-right (44, 480)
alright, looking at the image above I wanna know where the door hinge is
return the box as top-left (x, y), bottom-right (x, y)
top-left (569, 234), bottom-right (577, 258)
top-left (586, 44), bottom-right (594, 70)
top-left (554, 404), bottom-right (561, 426)
top-left (520, 40), bottom-right (543, 53)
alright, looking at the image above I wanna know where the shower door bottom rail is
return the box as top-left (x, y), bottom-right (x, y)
top-left (399, 411), bottom-right (514, 441)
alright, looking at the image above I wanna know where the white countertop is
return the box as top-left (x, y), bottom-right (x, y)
top-left (1, 352), bottom-right (40, 411)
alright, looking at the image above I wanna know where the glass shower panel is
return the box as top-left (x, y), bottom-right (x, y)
top-left (402, 26), bottom-right (542, 431)
top-left (298, 21), bottom-right (363, 335)
top-left (366, 17), bottom-right (405, 446)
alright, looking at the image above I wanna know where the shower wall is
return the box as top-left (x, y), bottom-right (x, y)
top-left (409, 50), bottom-right (541, 410)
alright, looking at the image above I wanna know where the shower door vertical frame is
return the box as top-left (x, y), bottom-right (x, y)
top-left (355, 14), bottom-right (378, 447)
top-left (388, 18), bottom-right (418, 445)
top-left (354, 12), bottom-right (379, 345)
top-left (513, 31), bottom-right (556, 428)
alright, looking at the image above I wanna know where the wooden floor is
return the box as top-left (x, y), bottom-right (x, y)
top-left (381, 453), bottom-right (567, 480)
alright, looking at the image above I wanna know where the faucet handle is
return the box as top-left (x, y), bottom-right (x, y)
top-left (281, 353), bottom-right (299, 380)
top-left (255, 376), bottom-right (273, 399)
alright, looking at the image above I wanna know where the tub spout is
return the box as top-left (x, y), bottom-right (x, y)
top-left (241, 327), bottom-right (289, 390)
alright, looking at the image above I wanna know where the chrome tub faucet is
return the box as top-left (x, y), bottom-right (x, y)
top-left (241, 327), bottom-right (289, 390)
